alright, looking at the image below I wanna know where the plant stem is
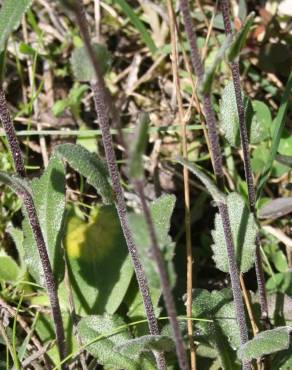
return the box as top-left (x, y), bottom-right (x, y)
top-left (166, 1), bottom-right (196, 368)
top-left (220, 0), bottom-right (269, 327)
top-left (179, 0), bottom-right (250, 364)
top-left (0, 88), bottom-right (67, 368)
top-left (135, 180), bottom-right (189, 370)
top-left (72, 1), bottom-right (167, 368)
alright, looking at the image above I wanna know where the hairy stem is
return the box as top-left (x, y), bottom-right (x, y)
top-left (72, 1), bottom-right (167, 368)
top-left (135, 180), bottom-right (189, 370)
top-left (220, 0), bottom-right (269, 326)
top-left (0, 89), bottom-right (67, 368)
top-left (179, 0), bottom-right (250, 363)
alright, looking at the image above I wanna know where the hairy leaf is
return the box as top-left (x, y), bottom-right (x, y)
top-left (114, 335), bottom-right (174, 358)
top-left (192, 289), bottom-right (240, 370)
top-left (129, 194), bottom-right (176, 291)
top-left (78, 315), bottom-right (139, 369)
top-left (63, 205), bottom-right (133, 316)
top-left (0, 0), bottom-right (32, 52)
top-left (128, 113), bottom-right (149, 179)
top-left (227, 12), bottom-right (255, 62)
top-left (56, 143), bottom-right (113, 204)
top-left (219, 82), bottom-right (269, 147)
top-left (22, 155), bottom-right (66, 286)
top-left (177, 158), bottom-right (226, 204)
top-left (211, 192), bottom-right (257, 273)
top-left (238, 327), bottom-right (292, 361)
top-left (71, 43), bottom-right (111, 82)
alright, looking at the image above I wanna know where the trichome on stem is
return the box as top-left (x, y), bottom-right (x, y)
top-left (220, 0), bottom-right (269, 327)
top-left (178, 1), bottom-right (250, 367)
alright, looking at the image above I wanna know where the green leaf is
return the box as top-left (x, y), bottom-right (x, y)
top-left (70, 43), bottom-right (111, 82)
top-left (56, 143), bottom-right (113, 204)
top-left (77, 314), bottom-right (139, 370)
top-left (128, 112), bottom-right (149, 179)
top-left (238, 327), bottom-right (292, 361)
top-left (114, 335), bottom-right (174, 358)
top-left (0, 250), bottom-right (20, 282)
top-left (257, 70), bottom-right (292, 198)
top-left (192, 289), bottom-right (241, 370)
top-left (219, 82), bottom-right (269, 147)
top-left (201, 34), bottom-right (232, 94)
top-left (128, 194), bottom-right (176, 292)
top-left (211, 192), bottom-right (257, 273)
top-left (63, 205), bottom-right (133, 315)
top-left (114, 0), bottom-right (157, 55)
top-left (227, 12), bottom-right (255, 62)
top-left (22, 155), bottom-right (66, 286)
top-left (0, 0), bottom-right (33, 52)
top-left (177, 158), bottom-right (226, 204)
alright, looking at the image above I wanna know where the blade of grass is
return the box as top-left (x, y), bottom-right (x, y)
top-left (114, 0), bottom-right (157, 55)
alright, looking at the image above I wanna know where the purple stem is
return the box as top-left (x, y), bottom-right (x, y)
top-left (0, 89), bottom-right (67, 368)
top-left (220, 0), bottom-right (269, 327)
top-left (135, 180), bottom-right (189, 370)
top-left (72, 2), bottom-right (167, 368)
top-left (178, 1), bottom-right (250, 365)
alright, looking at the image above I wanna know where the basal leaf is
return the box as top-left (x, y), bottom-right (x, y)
top-left (227, 12), bottom-right (255, 62)
top-left (238, 326), bottom-right (292, 361)
top-left (71, 43), bottom-right (111, 82)
top-left (56, 143), bottom-right (113, 204)
top-left (22, 154), bottom-right (66, 286)
top-left (191, 289), bottom-right (240, 370)
top-left (0, 0), bottom-right (33, 52)
top-left (128, 194), bottom-right (176, 292)
top-left (77, 314), bottom-right (139, 370)
top-left (128, 112), bottom-right (149, 179)
top-left (63, 205), bottom-right (133, 316)
top-left (211, 192), bottom-right (257, 273)
top-left (219, 82), bottom-right (269, 147)
top-left (114, 335), bottom-right (174, 359)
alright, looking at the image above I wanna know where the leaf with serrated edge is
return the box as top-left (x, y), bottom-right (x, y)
top-left (0, 0), bottom-right (32, 52)
top-left (78, 314), bottom-right (139, 370)
top-left (211, 192), bottom-right (257, 273)
top-left (22, 154), bottom-right (66, 286)
top-left (238, 327), bottom-right (292, 361)
top-left (56, 143), bottom-right (113, 204)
